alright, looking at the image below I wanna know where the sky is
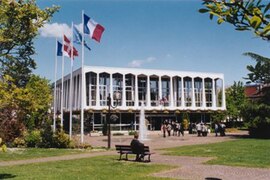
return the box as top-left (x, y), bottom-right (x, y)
top-left (34, 0), bottom-right (270, 86)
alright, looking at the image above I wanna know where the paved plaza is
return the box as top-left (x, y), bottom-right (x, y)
top-left (2, 131), bottom-right (270, 180)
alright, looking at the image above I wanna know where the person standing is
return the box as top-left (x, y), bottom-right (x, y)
top-left (214, 123), bottom-right (219, 137)
top-left (161, 123), bottom-right (167, 138)
top-left (196, 122), bottom-right (202, 136)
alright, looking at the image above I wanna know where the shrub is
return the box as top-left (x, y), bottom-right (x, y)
top-left (25, 130), bottom-right (42, 147)
top-left (182, 119), bottom-right (189, 130)
top-left (113, 132), bottom-right (124, 136)
top-left (13, 137), bottom-right (26, 147)
top-left (40, 123), bottom-right (54, 148)
top-left (52, 130), bottom-right (71, 148)
top-left (128, 131), bottom-right (137, 136)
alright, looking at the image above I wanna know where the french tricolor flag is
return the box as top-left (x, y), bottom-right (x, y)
top-left (83, 14), bottom-right (105, 43)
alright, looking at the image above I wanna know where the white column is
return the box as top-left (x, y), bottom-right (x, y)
top-left (135, 75), bottom-right (138, 107)
top-left (96, 73), bottom-right (100, 107)
top-left (181, 77), bottom-right (185, 108)
top-left (158, 76), bottom-right (162, 107)
top-left (173, 77), bottom-right (177, 106)
top-left (170, 76), bottom-right (174, 107)
top-left (147, 75), bottom-right (151, 107)
top-left (88, 76), bottom-right (91, 107)
top-left (192, 78), bottom-right (195, 108)
top-left (110, 73), bottom-right (113, 103)
top-left (222, 78), bottom-right (226, 110)
top-left (122, 74), bottom-right (126, 107)
top-left (212, 78), bottom-right (216, 108)
top-left (202, 78), bottom-right (206, 109)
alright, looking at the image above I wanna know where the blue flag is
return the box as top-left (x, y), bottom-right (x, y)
top-left (73, 26), bottom-right (91, 51)
top-left (57, 41), bottom-right (63, 56)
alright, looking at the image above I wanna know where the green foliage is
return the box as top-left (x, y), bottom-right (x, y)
top-left (243, 52), bottom-right (270, 85)
top-left (1, 144), bottom-right (7, 153)
top-left (181, 119), bottom-right (189, 130)
top-left (226, 81), bottom-right (248, 121)
top-left (200, 0), bottom-right (270, 41)
top-left (241, 103), bottom-right (270, 138)
top-left (199, 0), bottom-right (270, 138)
top-left (0, 75), bottom-right (52, 143)
top-left (0, 0), bottom-right (59, 87)
top-left (25, 130), bottom-right (42, 147)
top-left (13, 137), bottom-right (26, 148)
top-left (52, 130), bottom-right (71, 148)
top-left (129, 130), bottom-right (137, 135)
top-left (0, 138), bottom-right (7, 152)
top-left (113, 132), bottom-right (124, 136)
top-left (24, 75), bottom-right (53, 130)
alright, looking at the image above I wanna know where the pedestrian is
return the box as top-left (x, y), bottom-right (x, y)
top-left (196, 122), bottom-right (202, 136)
top-left (161, 123), bottom-right (167, 138)
top-left (214, 123), bottom-right (219, 136)
top-left (167, 123), bottom-right (172, 136)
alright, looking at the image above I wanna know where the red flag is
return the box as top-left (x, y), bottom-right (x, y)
top-left (63, 35), bottom-right (79, 59)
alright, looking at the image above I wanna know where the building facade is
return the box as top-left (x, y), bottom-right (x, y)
top-left (55, 66), bottom-right (226, 132)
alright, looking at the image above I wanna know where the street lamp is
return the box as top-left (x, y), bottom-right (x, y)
top-left (107, 91), bottom-right (121, 149)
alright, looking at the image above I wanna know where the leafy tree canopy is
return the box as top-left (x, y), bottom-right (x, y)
top-left (199, 0), bottom-right (270, 41)
top-left (0, 74), bottom-right (52, 142)
top-left (0, 0), bottom-right (59, 87)
top-left (243, 52), bottom-right (270, 84)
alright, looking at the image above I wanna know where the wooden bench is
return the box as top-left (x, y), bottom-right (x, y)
top-left (115, 145), bottom-right (154, 162)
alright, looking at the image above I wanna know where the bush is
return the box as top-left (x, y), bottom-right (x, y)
top-left (182, 119), bottom-right (189, 130)
top-left (113, 132), bottom-right (124, 136)
top-left (25, 130), bottom-right (42, 147)
top-left (13, 137), bottom-right (26, 147)
top-left (52, 130), bottom-right (71, 148)
top-left (39, 123), bottom-right (54, 148)
top-left (128, 131), bottom-right (137, 136)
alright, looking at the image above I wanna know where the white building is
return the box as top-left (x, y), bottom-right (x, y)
top-left (55, 66), bottom-right (226, 131)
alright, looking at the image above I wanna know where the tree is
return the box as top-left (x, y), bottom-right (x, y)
top-left (24, 75), bottom-right (53, 130)
top-left (0, 0), bottom-right (59, 87)
top-left (0, 75), bottom-right (53, 143)
top-left (243, 52), bottom-right (270, 84)
top-left (211, 81), bottom-right (247, 127)
top-left (199, 0), bottom-right (270, 41)
top-left (226, 81), bottom-right (247, 121)
top-left (199, 0), bottom-right (270, 138)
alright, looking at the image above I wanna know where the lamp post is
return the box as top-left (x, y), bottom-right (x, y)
top-left (107, 91), bottom-right (121, 149)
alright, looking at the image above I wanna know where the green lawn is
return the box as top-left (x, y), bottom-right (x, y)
top-left (0, 148), bottom-right (95, 161)
top-left (0, 156), bottom-right (173, 180)
top-left (163, 139), bottom-right (270, 168)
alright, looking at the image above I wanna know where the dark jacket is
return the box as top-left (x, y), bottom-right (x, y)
top-left (130, 139), bottom-right (144, 154)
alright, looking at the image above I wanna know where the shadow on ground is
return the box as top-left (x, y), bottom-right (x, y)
top-left (0, 174), bottom-right (17, 179)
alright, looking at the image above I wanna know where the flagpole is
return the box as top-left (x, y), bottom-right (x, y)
top-left (81, 10), bottom-right (85, 143)
top-left (69, 22), bottom-right (74, 139)
top-left (53, 38), bottom-right (58, 132)
top-left (60, 36), bottom-right (65, 128)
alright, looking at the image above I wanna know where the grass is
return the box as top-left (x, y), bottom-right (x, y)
top-left (163, 139), bottom-right (270, 168)
top-left (0, 156), bottom-right (173, 180)
top-left (0, 148), bottom-right (97, 162)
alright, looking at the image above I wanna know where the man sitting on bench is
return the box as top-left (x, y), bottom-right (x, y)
top-left (130, 133), bottom-right (144, 161)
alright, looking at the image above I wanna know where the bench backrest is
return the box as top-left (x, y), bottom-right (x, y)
top-left (115, 145), bottom-right (150, 153)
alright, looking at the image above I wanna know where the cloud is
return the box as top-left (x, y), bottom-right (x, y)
top-left (39, 23), bottom-right (72, 38)
top-left (128, 57), bottom-right (156, 68)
